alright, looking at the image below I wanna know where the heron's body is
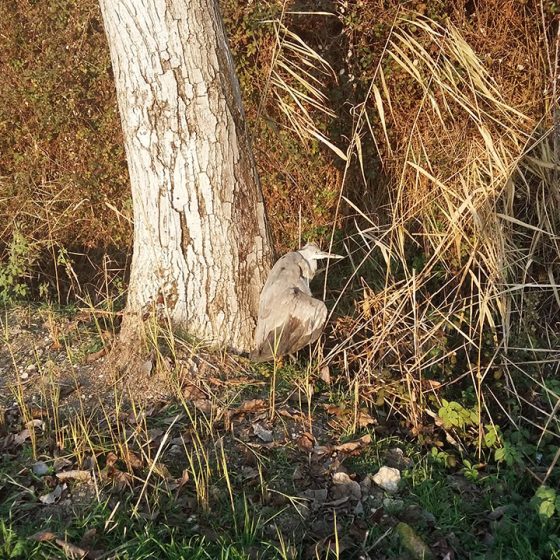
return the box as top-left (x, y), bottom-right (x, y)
top-left (251, 244), bottom-right (341, 362)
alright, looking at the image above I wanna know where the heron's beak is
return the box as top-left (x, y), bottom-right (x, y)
top-left (317, 250), bottom-right (343, 260)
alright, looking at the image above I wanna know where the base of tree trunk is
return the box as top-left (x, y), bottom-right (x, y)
top-left (103, 312), bottom-right (149, 383)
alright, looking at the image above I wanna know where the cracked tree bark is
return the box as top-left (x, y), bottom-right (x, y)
top-left (99, 0), bottom-right (272, 358)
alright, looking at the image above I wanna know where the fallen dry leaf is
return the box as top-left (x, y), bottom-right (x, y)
top-left (334, 434), bottom-right (372, 454)
top-left (332, 472), bottom-right (362, 501)
top-left (319, 365), bottom-right (331, 384)
top-left (54, 538), bottom-right (92, 559)
top-left (14, 429), bottom-right (31, 446)
top-left (146, 428), bottom-right (164, 443)
top-left (323, 496), bottom-right (350, 507)
top-left (324, 404), bottom-right (345, 415)
top-left (139, 357), bottom-right (153, 376)
top-left (109, 469), bottom-right (133, 492)
top-left (123, 449), bottom-right (143, 470)
top-left (234, 399), bottom-right (267, 414)
top-left (241, 465), bottom-right (260, 481)
top-left (79, 527), bottom-right (98, 548)
top-left (292, 464), bottom-right (307, 482)
top-left (169, 468), bottom-right (191, 491)
top-left (85, 346), bottom-right (109, 363)
top-left (300, 488), bottom-right (328, 508)
top-left (30, 530), bottom-right (58, 542)
top-left (56, 470), bottom-right (91, 483)
top-left (296, 432), bottom-right (315, 452)
top-left (311, 533), bottom-right (352, 558)
top-left (420, 379), bottom-right (442, 390)
top-left (105, 452), bottom-right (118, 468)
top-left (356, 410), bottom-right (376, 428)
top-left (252, 422), bottom-right (274, 442)
top-left (39, 483), bottom-right (66, 505)
top-left (278, 408), bottom-right (307, 422)
top-left (54, 457), bottom-right (73, 472)
top-left (193, 399), bottom-right (212, 414)
top-left (183, 383), bottom-right (207, 400)
top-left (14, 419), bottom-right (44, 445)
top-left (152, 462), bottom-right (172, 479)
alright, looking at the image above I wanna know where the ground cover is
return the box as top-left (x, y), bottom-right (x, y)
top-left (1, 306), bottom-right (558, 559)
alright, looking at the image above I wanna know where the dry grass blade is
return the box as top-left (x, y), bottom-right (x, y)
top-left (264, 19), bottom-right (345, 160)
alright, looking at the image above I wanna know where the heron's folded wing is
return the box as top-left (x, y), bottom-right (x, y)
top-left (251, 288), bottom-right (327, 362)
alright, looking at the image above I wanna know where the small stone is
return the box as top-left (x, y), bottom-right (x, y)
top-left (332, 471), bottom-right (362, 500)
top-left (354, 501), bottom-right (364, 516)
top-left (382, 497), bottom-right (404, 513)
top-left (32, 461), bottom-right (50, 476)
top-left (401, 504), bottom-right (436, 526)
top-left (300, 488), bottom-right (328, 503)
top-left (26, 363), bottom-right (38, 372)
top-left (168, 444), bottom-right (183, 456)
top-left (252, 423), bottom-right (273, 442)
top-left (372, 466), bottom-right (401, 493)
top-left (360, 475), bottom-right (372, 495)
top-left (385, 447), bottom-right (413, 470)
top-left (332, 472), bottom-right (351, 484)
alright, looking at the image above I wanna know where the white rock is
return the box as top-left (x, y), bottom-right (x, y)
top-left (32, 461), bottom-right (50, 476)
top-left (332, 471), bottom-right (362, 500)
top-left (372, 466), bottom-right (401, 493)
top-left (332, 471), bottom-right (351, 484)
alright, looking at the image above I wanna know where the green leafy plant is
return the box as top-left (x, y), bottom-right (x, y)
top-left (0, 229), bottom-right (36, 303)
top-left (494, 440), bottom-right (524, 467)
top-left (438, 400), bottom-right (478, 430)
top-left (461, 459), bottom-right (480, 482)
top-left (483, 424), bottom-right (501, 448)
top-left (531, 486), bottom-right (560, 521)
top-left (430, 446), bottom-right (457, 467)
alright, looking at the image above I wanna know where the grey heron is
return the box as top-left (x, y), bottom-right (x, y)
top-left (250, 243), bottom-right (343, 362)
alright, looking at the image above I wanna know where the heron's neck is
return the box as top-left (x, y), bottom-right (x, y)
top-left (300, 256), bottom-right (317, 280)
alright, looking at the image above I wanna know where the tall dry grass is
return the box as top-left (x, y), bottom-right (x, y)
top-left (325, 11), bottom-right (559, 450)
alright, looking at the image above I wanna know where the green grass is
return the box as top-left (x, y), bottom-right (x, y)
top-left (0, 478), bottom-right (289, 559)
top-left (2, 413), bottom-right (559, 559)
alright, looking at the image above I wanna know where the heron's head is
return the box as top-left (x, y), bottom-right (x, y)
top-left (298, 243), bottom-right (343, 277)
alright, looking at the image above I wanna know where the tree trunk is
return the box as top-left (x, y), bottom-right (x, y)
top-left (99, 0), bottom-right (272, 354)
